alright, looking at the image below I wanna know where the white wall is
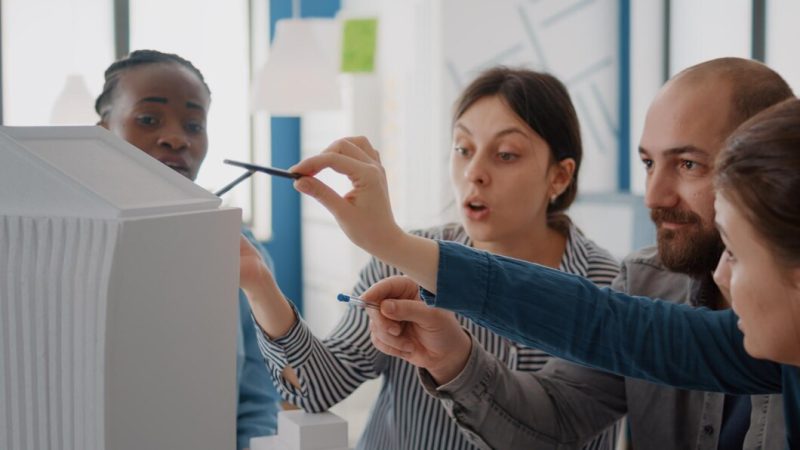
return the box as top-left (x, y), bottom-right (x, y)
top-left (766, 0), bottom-right (800, 94)
top-left (441, 0), bottom-right (620, 199)
top-left (629, 1), bottom-right (664, 195)
top-left (2, 0), bottom-right (113, 125)
top-left (669, 0), bottom-right (752, 76)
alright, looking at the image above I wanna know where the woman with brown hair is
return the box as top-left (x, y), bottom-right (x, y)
top-left (240, 67), bottom-right (621, 449)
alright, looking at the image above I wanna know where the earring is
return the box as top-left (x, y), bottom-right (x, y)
top-left (549, 194), bottom-right (558, 205)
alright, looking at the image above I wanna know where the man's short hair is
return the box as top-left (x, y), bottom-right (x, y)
top-left (675, 57), bottom-right (794, 134)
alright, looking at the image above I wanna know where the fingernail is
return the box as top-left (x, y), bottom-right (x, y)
top-left (294, 179), bottom-right (311, 195)
top-left (382, 300), bottom-right (395, 313)
top-left (388, 325), bottom-right (401, 336)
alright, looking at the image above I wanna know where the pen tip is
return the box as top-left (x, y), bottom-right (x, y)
top-left (336, 293), bottom-right (348, 303)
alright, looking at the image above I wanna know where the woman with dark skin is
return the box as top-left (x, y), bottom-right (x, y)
top-left (95, 50), bottom-right (280, 450)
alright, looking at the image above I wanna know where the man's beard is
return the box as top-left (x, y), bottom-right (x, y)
top-left (651, 207), bottom-right (724, 276)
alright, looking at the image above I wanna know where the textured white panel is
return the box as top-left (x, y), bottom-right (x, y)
top-left (0, 216), bottom-right (118, 450)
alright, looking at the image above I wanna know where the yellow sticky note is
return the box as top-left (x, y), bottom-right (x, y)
top-left (341, 18), bottom-right (378, 73)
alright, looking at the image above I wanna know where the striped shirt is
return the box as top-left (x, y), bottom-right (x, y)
top-left (256, 222), bottom-right (621, 450)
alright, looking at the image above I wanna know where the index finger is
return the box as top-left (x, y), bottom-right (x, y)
top-left (290, 151), bottom-right (374, 179)
top-left (292, 137), bottom-right (377, 176)
top-left (320, 137), bottom-right (376, 164)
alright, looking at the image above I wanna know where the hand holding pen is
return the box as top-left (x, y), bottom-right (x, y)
top-left (289, 137), bottom-right (441, 295)
top-left (288, 137), bottom-right (408, 260)
top-left (353, 275), bottom-right (474, 386)
top-left (337, 293), bottom-right (380, 310)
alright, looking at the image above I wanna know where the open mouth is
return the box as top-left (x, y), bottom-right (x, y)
top-left (162, 161), bottom-right (190, 178)
top-left (463, 199), bottom-right (490, 220)
top-left (466, 201), bottom-right (487, 212)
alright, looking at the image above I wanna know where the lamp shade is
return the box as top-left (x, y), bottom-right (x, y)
top-left (50, 74), bottom-right (98, 125)
top-left (251, 18), bottom-right (342, 116)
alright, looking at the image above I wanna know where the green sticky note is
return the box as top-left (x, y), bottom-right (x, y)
top-left (341, 18), bottom-right (378, 73)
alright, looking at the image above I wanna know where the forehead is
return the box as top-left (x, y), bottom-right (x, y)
top-left (639, 79), bottom-right (733, 158)
top-left (714, 194), bottom-right (734, 229)
top-left (114, 63), bottom-right (210, 108)
top-left (456, 95), bottom-right (530, 133)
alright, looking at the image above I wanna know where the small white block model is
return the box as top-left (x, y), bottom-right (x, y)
top-left (250, 410), bottom-right (349, 450)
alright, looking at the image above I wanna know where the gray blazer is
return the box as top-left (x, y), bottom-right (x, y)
top-left (419, 246), bottom-right (785, 450)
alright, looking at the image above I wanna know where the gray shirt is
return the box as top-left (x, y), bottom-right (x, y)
top-left (419, 246), bottom-right (785, 450)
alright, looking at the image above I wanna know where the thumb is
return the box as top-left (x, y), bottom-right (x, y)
top-left (381, 299), bottom-right (439, 327)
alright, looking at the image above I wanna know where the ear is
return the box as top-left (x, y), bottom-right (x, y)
top-left (548, 157), bottom-right (576, 198)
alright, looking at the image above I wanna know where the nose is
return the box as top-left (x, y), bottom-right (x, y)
top-left (713, 252), bottom-right (732, 305)
top-left (463, 154), bottom-right (490, 186)
top-left (157, 123), bottom-right (191, 151)
top-left (644, 167), bottom-right (679, 210)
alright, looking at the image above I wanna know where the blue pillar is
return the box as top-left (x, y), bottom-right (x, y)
top-left (264, 0), bottom-right (340, 312)
top-left (617, 0), bottom-right (631, 192)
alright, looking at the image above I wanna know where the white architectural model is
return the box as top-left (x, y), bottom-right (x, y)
top-left (0, 126), bottom-right (241, 450)
top-left (250, 410), bottom-right (349, 450)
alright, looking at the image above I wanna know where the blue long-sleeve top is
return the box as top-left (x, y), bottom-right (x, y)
top-left (421, 241), bottom-right (800, 449)
top-left (237, 229), bottom-right (281, 449)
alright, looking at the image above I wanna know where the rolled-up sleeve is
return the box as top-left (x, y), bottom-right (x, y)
top-left (422, 240), bottom-right (782, 395)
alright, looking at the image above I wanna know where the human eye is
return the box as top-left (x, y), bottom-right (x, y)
top-left (136, 114), bottom-right (159, 126)
top-left (497, 150), bottom-right (519, 162)
top-left (640, 157), bottom-right (653, 170)
top-left (453, 145), bottom-right (470, 157)
top-left (680, 159), bottom-right (698, 170)
top-left (723, 247), bottom-right (737, 263)
top-left (186, 120), bottom-right (206, 134)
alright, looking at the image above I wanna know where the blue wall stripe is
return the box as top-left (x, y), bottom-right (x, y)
top-left (617, 0), bottom-right (631, 192)
top-left (264, 0), bottom-right (341, 313)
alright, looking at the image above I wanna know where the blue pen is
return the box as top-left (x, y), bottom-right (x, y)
top-left (337, 293), bottom-right (380, 310)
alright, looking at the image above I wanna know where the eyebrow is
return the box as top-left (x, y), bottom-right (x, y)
top-left (638, 145), bottom-right (710, 159)
top-left (186, 101), bottom-right (205, 112)
top-left (139, 96), bottom-right (168, 105)
top-left (495, 127), bottom-right (529, 139)
top-left (454, 123), bottom-right (529, 139)
top-left (454, 123), bottom-right (472, 136)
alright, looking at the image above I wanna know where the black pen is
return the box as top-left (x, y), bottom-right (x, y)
top-left (223, 159), bottom-right (302, 179)
top-left (214, 159), bottom-right (301, 197)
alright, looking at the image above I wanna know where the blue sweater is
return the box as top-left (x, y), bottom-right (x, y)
top-left (237, 229), bottom-right (280, 449)
top-left (422, 241), bottom-right (800, 449)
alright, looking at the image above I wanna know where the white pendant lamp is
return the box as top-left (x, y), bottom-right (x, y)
top-left (250, 17), bottom-right (342, 116)
top-left (50, 74), bottom-right (98, 125)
